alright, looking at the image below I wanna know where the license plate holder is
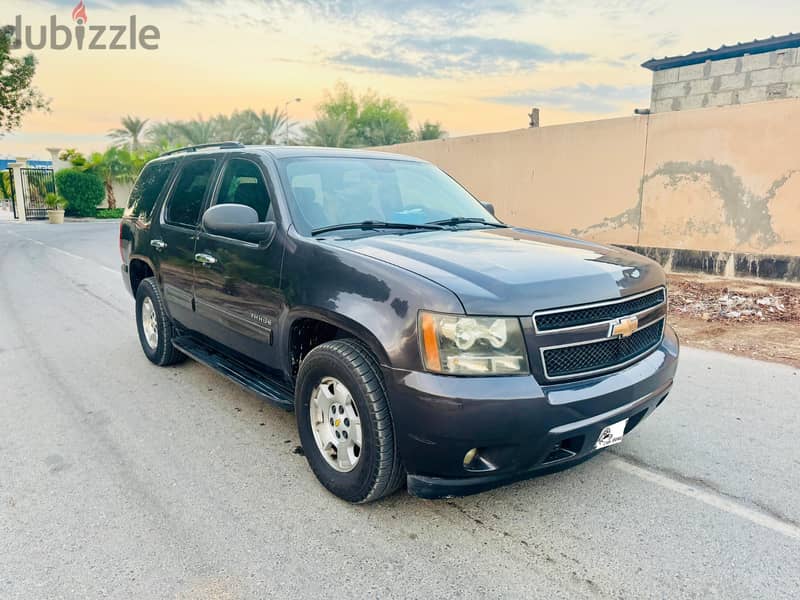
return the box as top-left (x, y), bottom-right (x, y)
top-left (595, 418), bottom-right (628, 449)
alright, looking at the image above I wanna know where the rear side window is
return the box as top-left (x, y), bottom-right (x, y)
top-left (165, 159), bottom-right (216, 227)
top-left (125, 161), bottom-right (175, 222)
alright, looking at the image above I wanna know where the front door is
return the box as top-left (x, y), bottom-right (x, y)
top-left (192, 156), bottom-right (285, 369)
top-left (152, 157), bottom-right (219, 329)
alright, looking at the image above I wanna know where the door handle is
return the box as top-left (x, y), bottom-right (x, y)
top-left (194, 252), bottom-right (217, 265)
top-left (150, 239), bottom-right (167, 251)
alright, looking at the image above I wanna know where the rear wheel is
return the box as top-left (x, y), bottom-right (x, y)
top-left (135, 277), bottom-right (185, 366)
top-left (296, 339), bottom-right (404, 503)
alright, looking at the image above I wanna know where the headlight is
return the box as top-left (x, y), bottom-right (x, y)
top-left (419, 312), bottom-right (529, 375)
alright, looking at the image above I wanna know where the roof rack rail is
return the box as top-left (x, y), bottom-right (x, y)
top-left (159, 141), bottom-right (245, 158)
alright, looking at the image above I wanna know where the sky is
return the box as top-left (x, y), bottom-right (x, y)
top-left (1, 0), bottom-right (797, 158)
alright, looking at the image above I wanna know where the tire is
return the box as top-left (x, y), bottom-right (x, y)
top-left (135, 277), bottom-right (185, 366)
top-left (295, 339), bottom-right (405, 503)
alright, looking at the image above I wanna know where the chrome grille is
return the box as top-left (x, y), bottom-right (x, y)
top-left (534, 288), bottom-right (665, 333)
top-left (541, 318), bottom-right (665, 380)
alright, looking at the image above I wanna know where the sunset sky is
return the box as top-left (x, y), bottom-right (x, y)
top-left (1, 0), bottom-right (796, 158)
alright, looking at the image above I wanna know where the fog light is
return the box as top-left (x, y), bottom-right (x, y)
top-left (463, 448), bottom-right (479, 466)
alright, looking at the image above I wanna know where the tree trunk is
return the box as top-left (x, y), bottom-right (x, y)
top-left (105, 178), bottom-right (116, 210)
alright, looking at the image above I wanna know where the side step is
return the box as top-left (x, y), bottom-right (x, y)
top-left (172, 335), bottom-right (295, 410)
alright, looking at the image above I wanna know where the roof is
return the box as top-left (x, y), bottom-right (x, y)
top-left (151, 144), bottom-right (426, 164)
top-left (642, 32), bottom-right (800, 71)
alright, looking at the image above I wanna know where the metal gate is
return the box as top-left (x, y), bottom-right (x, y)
top-left (18, 167), bottom-right (56, 220)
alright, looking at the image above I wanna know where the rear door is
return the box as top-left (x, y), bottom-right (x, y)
top-left (151, 157), bottom-right (219, 330)
top-left (192, 156), bottom-right (284, 368)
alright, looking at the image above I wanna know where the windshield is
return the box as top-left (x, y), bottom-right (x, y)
top-left (277, 156), bottom-right (500, 235)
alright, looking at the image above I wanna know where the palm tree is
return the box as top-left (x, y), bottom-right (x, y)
top-left (146, 122), bottom-right (183, 150)
top-left (109, 115), bottom-right (149, 151)
top-left (87, 147), bottom-right (136, 210)
top-left (302, 115), bottom-right (355, 148)
top-left (254, 107), bottom-right (290, 144)
top-left (417, 121), bottom-right (446, 141)
top-left (213, 110), bottom-right (260, 144)
top-left (173, 117), bottom-right (218, 145)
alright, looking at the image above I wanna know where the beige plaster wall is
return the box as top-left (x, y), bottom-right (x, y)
top-left (639, 99), bottom-right (800, 254)
top-left (379, 97), bottom-right (800, 256)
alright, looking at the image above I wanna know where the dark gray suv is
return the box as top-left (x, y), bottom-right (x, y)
top-left (120, 142), bottom-right (679, 503)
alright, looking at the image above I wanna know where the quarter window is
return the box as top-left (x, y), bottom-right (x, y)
top-left (125, 161), bottom-right (175, 222)
top-left (165, 159), bottom-right (216, 227)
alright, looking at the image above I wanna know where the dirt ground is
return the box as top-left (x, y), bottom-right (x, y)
top-left (667, 273), bottom-right (800, 368)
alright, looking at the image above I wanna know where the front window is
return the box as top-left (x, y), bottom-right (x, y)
top-left (215, 159), bottom-right (272, 222)
top-left (277, 156), bottom-right (499, 235)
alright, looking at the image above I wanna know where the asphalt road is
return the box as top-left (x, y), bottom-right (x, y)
top-left (1, 221), bottom-right (799, 600)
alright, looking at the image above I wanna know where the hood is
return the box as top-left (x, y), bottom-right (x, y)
top-left (323, 227), bottom-right (665, 315)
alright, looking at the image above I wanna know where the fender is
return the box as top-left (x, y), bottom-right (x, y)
top-left (279, 233), bottom-right (463, 373)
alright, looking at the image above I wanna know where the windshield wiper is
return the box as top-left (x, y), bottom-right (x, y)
top-left (427, 217), bottom-right (508, 228)
top-left (311, 220), bottom-right (446, 236)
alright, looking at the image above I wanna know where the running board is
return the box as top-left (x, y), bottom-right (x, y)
top-left (172, 335), bottom-right (294, 410)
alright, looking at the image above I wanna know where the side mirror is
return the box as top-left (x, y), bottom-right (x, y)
top-left (481, 201), bottom-right (495, 216)
top-left (202, 204), bottom-right (275, 243)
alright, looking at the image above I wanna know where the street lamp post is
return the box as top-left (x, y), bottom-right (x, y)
top-left (284, 97), bottom-right (301, 144)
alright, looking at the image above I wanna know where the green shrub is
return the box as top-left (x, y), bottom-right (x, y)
top-left (55, 168), bottom-right (105, 217)
top-left (96, 208), bottom-right (124, 219)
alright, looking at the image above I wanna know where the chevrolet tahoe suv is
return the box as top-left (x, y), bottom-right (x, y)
top-left (120, 142), bottom-right (679, 503)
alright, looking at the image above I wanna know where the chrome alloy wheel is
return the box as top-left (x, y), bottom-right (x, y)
top-left (309, 376), bottom-right (363, 472)
top-left (141, 296), bottom-right (159, 350)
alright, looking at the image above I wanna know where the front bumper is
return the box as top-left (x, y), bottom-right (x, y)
top-left (384, 325), bottom-right (679, 499)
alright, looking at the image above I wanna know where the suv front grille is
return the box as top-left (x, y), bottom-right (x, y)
top-left (541, 318), bottom-right (665, 380)
top-left (534, 288), bottom-right (665, 332)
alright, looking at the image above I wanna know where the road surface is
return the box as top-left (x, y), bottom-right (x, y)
top-left (1, 221), bottom-right (798, 599)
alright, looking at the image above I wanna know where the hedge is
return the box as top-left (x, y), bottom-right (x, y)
top-left (55, 168), bottom-right (105, 217)
top-left (96, 208), bottom-right (124, 219)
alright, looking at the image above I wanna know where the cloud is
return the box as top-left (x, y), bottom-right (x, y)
top-left (36, 0), bottom-right (179, 6)
top-left (483, 83), bottom-right (650, 113)
top-left (256, 0), bottom-right (524, 25)
top-left (329, 53), bottom-right (422, 77)
top-left (330, 35), bottom-right (590, 78)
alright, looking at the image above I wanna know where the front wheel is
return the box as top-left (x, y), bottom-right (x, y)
top-left (295, 339), bottom-right (404, 503)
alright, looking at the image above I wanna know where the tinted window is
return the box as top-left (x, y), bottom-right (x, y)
top-left (165, 159), bottom-right (216, 227)
top-left (215, 159), bottom-right (272, 222)
top-left (125, 161), bottom-right (175, 221)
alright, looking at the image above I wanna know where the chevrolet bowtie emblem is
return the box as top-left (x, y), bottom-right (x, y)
top-left (610, 316), bottom-right (639, 338)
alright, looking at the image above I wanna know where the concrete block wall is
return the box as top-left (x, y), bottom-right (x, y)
top-left (650, 47), bottom-right (800, 112)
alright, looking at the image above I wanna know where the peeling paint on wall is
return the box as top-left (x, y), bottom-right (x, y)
top-left (574, 160), bottom-right (797, 250)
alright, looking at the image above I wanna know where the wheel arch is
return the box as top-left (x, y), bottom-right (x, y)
top-left (128, 254), bottom-right (157, 295)
top-left (286, 308), bottom-right (391, 379)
